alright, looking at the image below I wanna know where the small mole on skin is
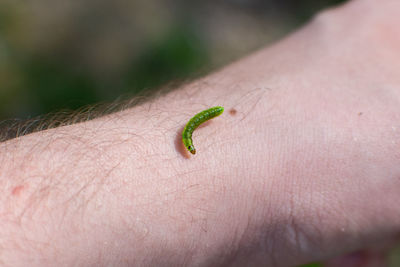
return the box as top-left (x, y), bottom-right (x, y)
top-left (358, 112), bottom-right (363, 116)
top-left (12, 185), bottom-right (25, 196)
top-left (229, 108), bottom-right (237, 115)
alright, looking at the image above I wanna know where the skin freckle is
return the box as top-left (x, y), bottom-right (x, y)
top-left (12, 185), bottom-right (26, 196)
top-left (229, 108), bottom-right (237, 115)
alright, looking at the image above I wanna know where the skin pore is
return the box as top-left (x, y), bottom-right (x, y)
top-left (1, 0), bottom-right (400, 266)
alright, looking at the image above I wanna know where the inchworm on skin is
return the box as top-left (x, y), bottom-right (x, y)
top-left (182, 106), bottom-right (224, 155)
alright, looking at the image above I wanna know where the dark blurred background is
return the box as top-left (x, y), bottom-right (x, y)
top-left (0, 0), bottom-right (347, 120)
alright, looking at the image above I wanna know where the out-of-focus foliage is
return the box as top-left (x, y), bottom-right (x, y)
top-left (0, 0), bottom-right (346, 120)
top-left (298, 263), bottom-right (323, 267)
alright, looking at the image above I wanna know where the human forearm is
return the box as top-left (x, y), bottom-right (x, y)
top-left (0, 85), bottom-right (278, 266)
top-left (2, 0), bottom-right (400, 266)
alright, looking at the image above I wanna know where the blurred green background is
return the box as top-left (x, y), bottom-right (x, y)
top-left (0, 0), bottom-right (346, 121)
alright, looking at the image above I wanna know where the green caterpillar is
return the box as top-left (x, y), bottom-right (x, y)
top-left (182, 106), bottom-right (224, 155)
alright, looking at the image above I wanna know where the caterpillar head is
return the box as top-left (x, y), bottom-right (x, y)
top-left (188, 145), bottom-right (196, 155)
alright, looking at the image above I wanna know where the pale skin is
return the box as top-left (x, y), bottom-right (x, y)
top-left (1, 0), bottom-right (400, 266)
